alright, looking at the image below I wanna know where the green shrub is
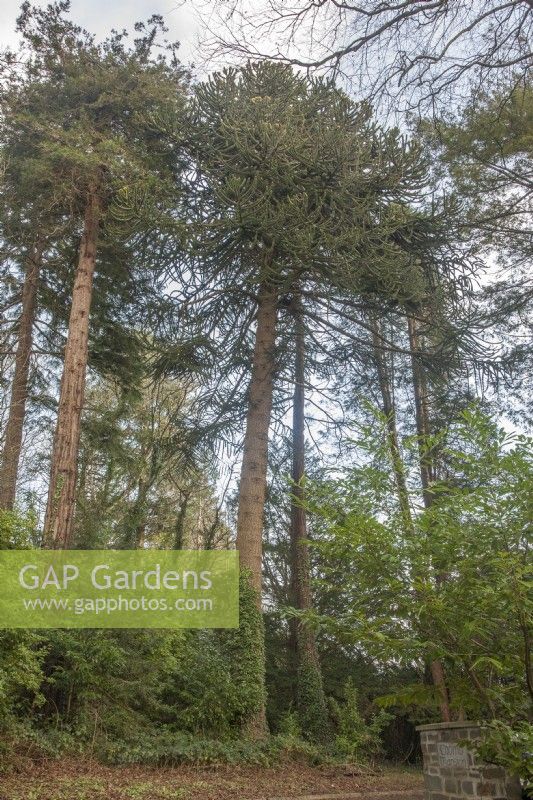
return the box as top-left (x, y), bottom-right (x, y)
top-left (0, 508), bottom-right (37, 548)
top-left (7, 627), bottom-right (258, 753)
top-left (0, 631), bottom-right (45, 731)
top-left (101, 727), bottom-right (332, 768)
top-left (162, 630), bottom-right (243, 736)
top-left (102, 729), bottom-right (272, 767)
top-left (278, 710), bottom-right (301, 738)
top-left (475, 720), bottom-right (533, 796)
top-left (330, 678), bottom-right (392, 762)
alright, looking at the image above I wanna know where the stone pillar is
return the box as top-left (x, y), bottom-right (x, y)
top-left (417, 721), bottom-right (522, 800)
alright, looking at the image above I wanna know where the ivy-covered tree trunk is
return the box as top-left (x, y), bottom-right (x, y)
top-left (289, 293), bottom-right (330, 742)
top-left (0, 241), bottom-right (43, 510)
top-left (407, 311), bottom-right (452, 723)
top-left (235, 280), bottom-right (278, 739)
top-left (44, 191), bottom-right (101, 548)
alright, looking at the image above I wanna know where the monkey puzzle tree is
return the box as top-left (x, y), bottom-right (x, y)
top-left (189, 60), bottom-right (428, 735)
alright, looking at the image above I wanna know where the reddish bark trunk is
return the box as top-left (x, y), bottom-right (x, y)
top-left (290, 297), bottom-right (312, 625)
top-left (289, 295), bottom-right (318, 640)
top-left (44, 192), bottom-right (101, 548)
top-left (289, 293), bottom-right (328, 734)
top-left (290, 294), bottom-right (310, 614)
top-left (0, 242), bottom-right (43, 510)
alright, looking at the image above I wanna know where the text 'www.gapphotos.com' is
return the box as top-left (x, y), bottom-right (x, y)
top-left (22, 595), bottom-right (214, 615)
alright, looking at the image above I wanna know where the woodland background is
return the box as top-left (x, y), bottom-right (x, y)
top-left (0, 0), bottom-right (531, 793)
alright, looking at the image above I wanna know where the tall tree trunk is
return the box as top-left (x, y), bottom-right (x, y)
top-left (174, 489), bottom-right (190, 550)
top-left (44, 191), bottom-right (101, 549)
top-left (0, 242), bottom-right (43, 510)
top-left (407, 314), bottom-right (434, 507)
top-left (234, 280), bottom-right (278, 740)
top-left (236, 281), bottom-right (278, 594)
top-left (289, 292), bottom-right (330, 742)
top-left (407, 311), bottom-right (451, 723)
top-left (132, 478), bottom-right (149, 549)
top-left (369, 310), bottom-right (413, 535)
top-left (430, 659), bottom-right (451, 722)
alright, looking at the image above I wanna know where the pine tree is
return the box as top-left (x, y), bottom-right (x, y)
top-left (0, 242), bottom-right (43, 509)
top-left (8, 3), bottom-right (187, 546)
top-left (0, 58), bottom-right (69, 509)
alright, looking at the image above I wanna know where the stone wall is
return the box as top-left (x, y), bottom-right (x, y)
top-left (417, 721), bottom-right (522, 800)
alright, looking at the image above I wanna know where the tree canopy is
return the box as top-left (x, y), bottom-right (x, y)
top-left (0, 2), bottom-right (531, 796)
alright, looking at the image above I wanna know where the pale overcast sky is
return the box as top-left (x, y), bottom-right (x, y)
top-left (0, 0), bottom-right (207, 68)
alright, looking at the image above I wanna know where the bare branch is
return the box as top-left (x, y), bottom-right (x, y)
top-left (201, 0), bottom-right (533, 115)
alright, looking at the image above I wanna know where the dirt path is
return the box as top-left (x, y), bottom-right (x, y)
top-left (0, 759), bottom-right (423, 800)
top-left (272, 793), bottom-right (423, 800)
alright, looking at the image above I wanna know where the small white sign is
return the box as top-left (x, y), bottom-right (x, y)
top-left (437, 742), bottom-right (469, 768)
